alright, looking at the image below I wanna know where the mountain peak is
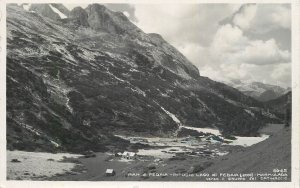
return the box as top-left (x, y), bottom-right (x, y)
top-left (83, 4), bottom-right (141, 35)
top-left (86, 3), bottom-right (107, 12)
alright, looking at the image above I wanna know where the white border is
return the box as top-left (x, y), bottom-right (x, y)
top-left (0, 1), bottom-right (7, 186)
top-left (0, 0), bottom-right (299, 188)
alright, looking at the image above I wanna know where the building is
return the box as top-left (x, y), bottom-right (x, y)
top-left (115, 152), bottom-right (123, 157)
top-left (105, 169), bottom-right (115, 176)
top-left (122, 151), bottom-right (137, 160)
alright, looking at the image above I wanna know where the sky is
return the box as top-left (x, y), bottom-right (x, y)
top-left (65, 4), bottom-right (291, 88)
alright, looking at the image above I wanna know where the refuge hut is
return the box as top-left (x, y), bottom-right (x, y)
top-left (105, 169), bottom-right (115, 176)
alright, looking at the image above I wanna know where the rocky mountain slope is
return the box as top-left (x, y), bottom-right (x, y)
top-left (264, 91), bottom-right (291, 121)
top-left (203, 125), bottom-right (291, 181)
top-left (226, 80), bottom-right (289, 102)
top-left (7, 4), bottom-right (279, 153)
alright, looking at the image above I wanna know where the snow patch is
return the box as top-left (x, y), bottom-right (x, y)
top-left (7, 76), bottom-right (19, 83)
top-left (129, 68), bottom-right (139, 72)
top-left (50, 140), bottom-right (60, 147)
top-left (161, 93), bottom-right (169, 97)
top-left (181, 126), bottom-right (221, 135)
top-left (49, 4), bottom-right (67, 19)
top-left (228, 134), bottom-right (269, 147)
top-left (80, 69), bottom-right (90, 75)
top-left (216, 151), bottom-right (229, 156)
top-left (130, 87), bottom-right (146, 97)
top-left (23, 4), bottom-right (31, 11)
top-left (123, 11), bottom-right (130, 18)
top-left (244, 109), bottom-right (255, 117)
top-left (22, 124), bottom-right (41, 136)
top-left (65, 97), bottom-right (73, 113)
top-left (106, 71), bottom-right (125, 83)
top-left (158, 105), bottom-right (181, 125)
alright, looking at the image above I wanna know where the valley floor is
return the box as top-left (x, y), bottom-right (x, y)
top-left (7, 124), bottom-right (291, 181)
top-left (7, 151), bottom-right (83, 180)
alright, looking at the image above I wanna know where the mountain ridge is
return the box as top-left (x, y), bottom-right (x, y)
top-left (226, 79), bottom-right (289, 102)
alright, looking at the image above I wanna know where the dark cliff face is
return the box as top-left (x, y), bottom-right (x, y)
top-left (85, 4), bottom-right (117, 32)
top-left (69, 7), bottom-right (89, 27)
top-left (6, 4), bottom-right (277, 153)
top-left (265, 91), bottom-right (291, 120)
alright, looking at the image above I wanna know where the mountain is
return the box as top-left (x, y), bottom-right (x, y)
top-left (226, 80), bottom-right (289, 102)
top-left (7, 4), bottom-right (279, 153)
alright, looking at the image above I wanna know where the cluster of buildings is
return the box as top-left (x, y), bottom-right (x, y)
top-left (115, 151), bottom-right (137, 160)
top-left (106, 151), bottom-right (137, 176)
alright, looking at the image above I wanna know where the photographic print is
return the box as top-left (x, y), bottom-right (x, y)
top-left (4, 1), bottom-right (296, 184)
